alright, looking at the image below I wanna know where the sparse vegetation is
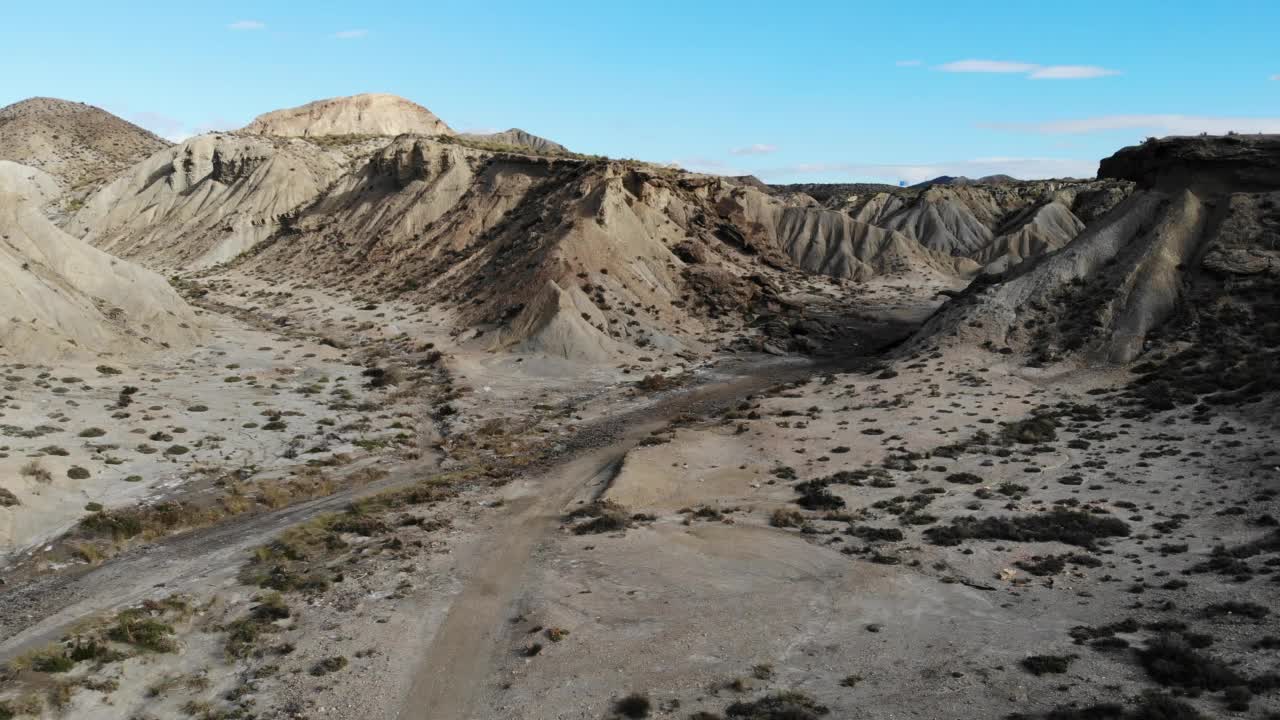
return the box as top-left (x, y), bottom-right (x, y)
top-left (1137, 634), bottom-right (1243, 692)
top-left (310, 655), bottom-right (348, 676)
top-left (1007, 692), bottom-right (1205, 720)
top-left (20, 460), bottom-right (52, 483)
top-left (615, 693), bottom-right (653, 718)
top-left (1021, 654), bottom-right (1075, 675)
top-left (924, 509), bottom-right (1130, 549)
top-left (723, 691), bottom-right (830, 719)
top-left (564, 500), bottom-right (631, 535)
top-left (107, 606), bottom-right (179, 652)
top-left (770, 508), bottom-right (804, 528)
top-left (224, 592), bottom-right (292, 658)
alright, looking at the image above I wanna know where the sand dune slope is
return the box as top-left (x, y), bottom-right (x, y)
top-left (0, 163), bottom-right (200, 361)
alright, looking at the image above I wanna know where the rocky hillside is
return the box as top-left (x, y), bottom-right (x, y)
top-left (63, 93), bottom-right (1136, 363)
top-left (70, 101), bottom-right (996, 361)
top-left (913, 173), bottom-right (1017, 187)
top-left (70, 133), bottom-right (351, 269)
top-left (910, 134), bottom-right (1280, 406)
top-left (843, 180), bottom-right (1130, 268)
top-left (458, 128), bottom-right (569, 155)
top-left (224, 139), bottom-right (818, 361)
top-left (0, 97), bottom-right (169, 194)
top-left (774, 178), bottom-right (1131, 274)
top-left (242, 93), bottom-right (454, 137)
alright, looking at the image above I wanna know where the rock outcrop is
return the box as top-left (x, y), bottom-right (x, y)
top-left (910, 135), bottom-right (1280, 376)
top-left (243, 93), bottom-right (454, 138)
top-left (458, 128), bottom-right (569, 155)
top-left (71, 133), bottom-right (346, 269)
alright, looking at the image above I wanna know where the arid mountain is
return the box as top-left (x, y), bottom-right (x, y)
top-left (242, 93), bottom-right (454, 137)
top-left (971, 199), bottom-right (1084, 272)
top-left (0, 161), bottom-right (199, 361)
top-left (849, 182), bottom-right (1126, 254)
top-left (228, 138), bottom-right (1004, 359)
top-left (70, 102), bottom-right (996, 361)
top-left (0, 97), bottom-right (169, 194)
top-left (770, 182), bottom-right (901, 204)
top-left (57, 94), bottom-right (1134, 363)
top-left (458, 128), bottom-right (569, 155)
top-left (818, 179), bottom-right (1132, 272)
top-left (911, 135), bottom-right (1280, 394)
top-left (219, 139), bottom-right (805, 361)
top-left (70, 133), bottom-right (352, 269)
top-left (913, 173), bottom-right (1018, 187)
top-left (716, 186), bottom-right (978, 281)
top-left (4, 81), bottom-right (1279, 720)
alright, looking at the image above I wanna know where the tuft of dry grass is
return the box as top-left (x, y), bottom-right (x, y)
top-left (20, 460), bottom-right (52, 483)
top-left (770, 508), bottom-right (804, 528)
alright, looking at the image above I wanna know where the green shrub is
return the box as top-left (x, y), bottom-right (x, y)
top-left (615, 693), bottom-right (652, 719)
top-left (924, 509), bottom-right (1129, 549)
top-left (565, 501), bottom-right (631, 535)
top-left (770, 508), bottom-right (804, 528)
top-left (1021, 654), bottom-right (1075, 675)
top-left (28, 648), bottom-right (75, 673)
top-left (724, 691), bottom-right (830, 719)
top-left (1137, 634), bottom-right (1242, 691)
top-left (309, 656), bottom-right (348, 676)
top-left (107, 611), bottom-right (177, 653)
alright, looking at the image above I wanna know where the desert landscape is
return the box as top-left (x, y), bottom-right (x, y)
top-left (1, 42), bottom-right (1279, 720)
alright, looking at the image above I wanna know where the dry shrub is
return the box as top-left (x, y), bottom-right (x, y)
top-left (20, 461), bottom-right (52, 483)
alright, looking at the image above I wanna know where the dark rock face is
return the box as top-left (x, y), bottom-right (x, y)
top-left (1099, 134), bottom-right (1280, 191)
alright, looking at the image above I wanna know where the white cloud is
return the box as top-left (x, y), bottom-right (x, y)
top-left (762, 157), bottom-right (1098, 184)
top-left (1029, 65), bottom-right (1120, 79)
top-left (228, 20), bottom-right (265, 30)
top-left (128, 111), bottom-right (185, 139)
top-left (980, 114), bottom-right (1280, 136)
top-left (671, 157), bottom-right (750, 176)
top-left (936, 59), bottom-right (1120, 80)
top-left (1272, 75), bottom-right (1280, 81)
top-left (127, 111), bottom-right (236, 144)
top-left (729, 143), bottom-right (778, 156)
top-left (937, 59), bottom-right (1039, 74)
top-left (333, 29), bottom-right (369, 39)
top-left (895, 60), bottom-right (923, 67)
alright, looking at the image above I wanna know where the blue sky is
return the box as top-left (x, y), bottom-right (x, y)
top-left (4, 0), bottom-right (1278, 183)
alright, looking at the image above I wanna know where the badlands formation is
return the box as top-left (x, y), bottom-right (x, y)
top-left (0, 94), bottom-right (1276, 720)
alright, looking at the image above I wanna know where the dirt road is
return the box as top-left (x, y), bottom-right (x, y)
top-left (0, 356), bottom-right (806, 666)
top-left (396, 448), bottom-right (630, 720)
top-left (394, 367), bottom-right (794, 720)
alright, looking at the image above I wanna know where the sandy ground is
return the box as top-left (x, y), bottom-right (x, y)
top-left (474, 348), bottom-right (1279, 719)
top-left (0, 309), bottom-right (389, 556)
top-left (2, 278), bottom-right (1278, 720)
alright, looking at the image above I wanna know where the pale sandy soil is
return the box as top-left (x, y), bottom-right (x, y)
top-left (476, 349), bottom-right (1279, 719)
top-left (2, 280), bottom-right (1277, 720)
top-left (0, 310), bottom-right (385, 556)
